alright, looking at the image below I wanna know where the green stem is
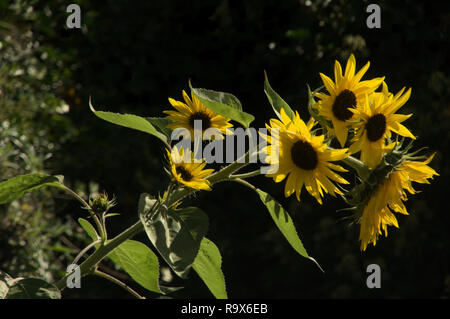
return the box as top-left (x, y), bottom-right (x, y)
top-left (230, 170), bottom-right (261, 179)
top-left (231, 177), bottom-right (257, 190)
top-left (55, 150), bottom-right (253, 292)
top-left (55, 220), bottom-right (144, 290)
top-left (94, 270), bottom-right (145, 299)
top-left (72, 239), bottom-right (101, 265)
top-left (207, 152), bottom-right (251, 184)
top-left (57, 184), bottom-right (106, 242)
top-left (341, 155), bottom-right (368, 179)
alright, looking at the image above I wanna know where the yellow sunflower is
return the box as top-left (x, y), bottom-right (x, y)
top-left (167, 146), bottom-right (214, 191)
top-left (163, 90), bottom-right (233, 139)
top-left (315, 54), bottom-right (385, 147)
top-left (349, 83), bottom-right (415, 169)
top-left (261, 108), bottom-right (349, 204)
top-left (359, 153), bottom-right (438, 251)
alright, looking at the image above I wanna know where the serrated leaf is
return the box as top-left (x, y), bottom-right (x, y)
top-left (138, 193), bottom-right (208, 279)
top-left (78, 218), bottom-right (99, 242)
top-left (264, 71), bottom-right (295, 120)
top-left (90, 99), bottom-right (169, 146)
top-left (0, 174), bottom-right (61, 205)
top-left (6, 278), bottom-right (61, 299)
top-left (108, 240), bottom-right (162, 294)
top-left (189, 81), bottom-right (254, 128)
top-left (255, 188), bottom-right (323, 272)
top-left (193, 238), bottom-right (227, 299)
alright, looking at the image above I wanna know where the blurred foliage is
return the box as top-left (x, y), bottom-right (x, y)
top-left (0, 0), bottom-right (449, 298)
top-left (0, 1), bottom-right (80, 283)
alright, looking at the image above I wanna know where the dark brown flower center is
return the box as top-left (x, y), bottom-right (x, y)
top-left (176, 166), bottom-right (193, 181)
top-left (365, 113), bottom-right (387, 142)
top-left (189, 111), bottom-right (211, 129)
top-left (290, 140), bottom-right (318, 170)
top-left (332, 89), bottom-right (357, 121)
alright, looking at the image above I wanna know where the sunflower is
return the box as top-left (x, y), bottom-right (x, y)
top-left (359, 153), bottom-right (438, 251)
top-left (261, 108), bottom-right (350, 204)
top-left (315, 54), bottom-right (385, 147)
top-left (164, 90), bottom-right (233, 139)
top-left (349, 83), bottom-right (415, 169)
top-left (166, 146), bottom-right (214, 191)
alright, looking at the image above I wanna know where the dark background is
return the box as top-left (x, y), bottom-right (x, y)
top-left (0, 0), bottom-right (448, 298)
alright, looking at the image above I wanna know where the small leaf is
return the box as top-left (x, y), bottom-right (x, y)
top-left (0, 271), bottom-right (14, 299)
top-left (264, 71), bottom-right (295, 120)
top-left (138, 193), bottom-right (208, 279)
top-left (78, 218), bottom-right (99, 242)
top-left (255, 188), bottom-right (323, 271)
top-left (6, 278), bottom-right (61, 299)
top-left (90, 99), bottom-right (169, 146)
top-left (193, 238), bottom-right (227, 299)
top-left (189, 81), bottom-right (254, 128)
top-left (0, 174), bottom-right (61, 205)
top-left (108, 240), bottom-right (162, 294)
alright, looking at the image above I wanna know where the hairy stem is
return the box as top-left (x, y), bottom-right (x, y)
top-left (72, 239), bottom-right (101, 265)
top-left (57, 184), bottom-right (106, 242)
top-left (54, 150), bottom-right (252, 291)
top-left (230, 170), bottom-right (261, 179)
top-left (94, 270), bottom-right (145, 299)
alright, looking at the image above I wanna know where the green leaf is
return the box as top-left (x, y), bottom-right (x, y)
top-left (78, 218), bottom-right (99, 242)
top-left (0, 271), bottom-right (14, 299)
top-left (6, 278), bottom-right (61, 299)
top-left (146, 117), bottom-right (173, 141)
top-left (264, 71), bottom-right (295, 120)
top-left (108, 240), bottom-right (162, 294)
top-left (90, 99), bottom-right (169, 146)
top-left (255, 188), bottom-right (323, 272)
top-left (138, 193), bottom-right (208, 279)
top-left (193, 238), bottom-right (227, 299)
top-left (0, 174), bottom-right (61, 205)
top-left (189, 81), bottom-right (254, 128)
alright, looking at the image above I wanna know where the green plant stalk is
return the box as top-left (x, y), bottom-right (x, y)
top-left (341, 155), bottom-right (368, 180)
top-left (56, 184), bottom-right (107, 242)
top-left (231, 177), bottom-right (258, 191)
top-left (230, 169), bottom-right (261, 179)
top-left (54, 219), bottom-right (144, 290)
top-left (54, 152), bottom-right (252, 291)
top-left (94, 270), bottom-right (145, 299)
top-left (72, 239), bottom-right (101, 265)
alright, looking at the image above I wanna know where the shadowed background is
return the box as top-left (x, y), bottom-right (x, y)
top-left (0, 0), bottom-right (448, 298)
